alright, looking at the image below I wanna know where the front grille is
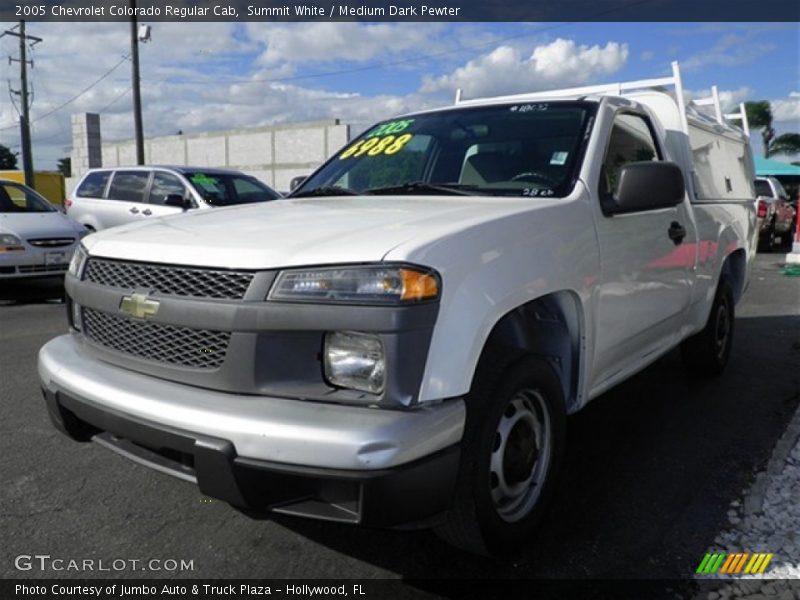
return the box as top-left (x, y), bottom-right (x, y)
top-left (84, 258), bottom-right (254, 299)
top-left (27, 237), bottom-right (75, 248)
top-left (19, 264), bottom-right (69, 273)
top-left (82, 308), bottom-right (230, 369)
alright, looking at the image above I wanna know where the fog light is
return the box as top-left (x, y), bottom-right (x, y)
top-left (323, 332), bottom-right (385, 394)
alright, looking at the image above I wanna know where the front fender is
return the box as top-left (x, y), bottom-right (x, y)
top-left (385, 188), bottom-right (600, 403)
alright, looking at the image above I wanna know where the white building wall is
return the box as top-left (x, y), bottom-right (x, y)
top-left (67, 115), bottom-right (352, 194)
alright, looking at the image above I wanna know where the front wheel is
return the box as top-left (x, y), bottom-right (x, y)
top-left (681, 278), bottom-right (734, 377)
top-left (436, 355), bottom-right (565, 555)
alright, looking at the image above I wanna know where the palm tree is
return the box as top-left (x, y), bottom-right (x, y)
top-left (745, 101), bottom-right (800, 158)
top-left (0, 144), bottom-right (17, 169)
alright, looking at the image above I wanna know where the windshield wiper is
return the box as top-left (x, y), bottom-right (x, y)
top-left (291, 185), bottom-right (359, 198)
top-left (365, 181), bottom-right (479, 196)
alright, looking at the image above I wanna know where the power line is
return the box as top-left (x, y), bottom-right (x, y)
top-left (98, 86), bottom-right (132, 112)
top-left (1, 21), bottom-right (42, 186)
top-left (0, 53), bottom-right (129, 131)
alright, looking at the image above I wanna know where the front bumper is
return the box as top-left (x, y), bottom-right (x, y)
top-left (39, 334), bottom-right (465, 527)
top-left (0, 243), bottom-right (75, 279)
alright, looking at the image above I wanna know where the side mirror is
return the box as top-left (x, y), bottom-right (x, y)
top-left (604, 161), bottom-right (685, 215)
top-left (290, 176), bottom-right (307, 191)
top-left (164, 194), bottom-right (191, 210)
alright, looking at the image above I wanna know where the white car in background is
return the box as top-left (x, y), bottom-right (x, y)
top-left (66, 166), bottom-right (282, 232)
top-left (0, 180), bottom-right (87, 281)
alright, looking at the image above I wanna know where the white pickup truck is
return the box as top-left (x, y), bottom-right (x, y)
top-left (39, 63), bottom-right (756, 555)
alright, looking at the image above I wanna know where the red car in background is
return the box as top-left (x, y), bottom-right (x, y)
top-left (755, 176), bottom-right (795, 251)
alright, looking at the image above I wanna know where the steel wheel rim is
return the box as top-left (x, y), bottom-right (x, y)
top-left (489, 388), bottom-right (552, 523)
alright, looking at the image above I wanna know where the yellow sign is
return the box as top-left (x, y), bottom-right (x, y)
top-left (339, 134), bottom-right (414, 160)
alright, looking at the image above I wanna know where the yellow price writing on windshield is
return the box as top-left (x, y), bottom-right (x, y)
top-left (339, 134), bottom-right (414, 160)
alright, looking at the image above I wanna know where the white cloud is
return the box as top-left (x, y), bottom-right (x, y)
top-left (420, 38), bottom-right (629, 99)
top-left (0, 27), bottom-right (637, 170)
top-left (640, 50), bottom-right (655, 61)
top-left (246, 22), bottom-right (445, 66)
top-left (772, 92), bottom-right (800, 124)
top-left (681, 32), bottom-right (775, 71)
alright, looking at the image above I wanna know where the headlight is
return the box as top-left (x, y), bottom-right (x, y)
top-left (324, 331), bottom-right (385, 394)
top-left (268, 265), bottom-right (440, 304)
top-left (68, 244), bottom-right (88, 278)
top-left (0, 233), bottom-right (25, 251)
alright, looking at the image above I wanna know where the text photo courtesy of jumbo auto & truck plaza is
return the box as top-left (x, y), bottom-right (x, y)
top-left (1, 1), bottom-right (799, 599)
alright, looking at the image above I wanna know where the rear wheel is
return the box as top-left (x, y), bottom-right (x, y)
top-left (681, 278), bottom-right (734, 377)
top-left (758, 220), bottom-right (776, 252)
top-left (436, 355), bottom-right (565, 555)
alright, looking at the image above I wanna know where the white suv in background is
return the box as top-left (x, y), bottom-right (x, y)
top-left (67, 166), bottom-right (281, 231)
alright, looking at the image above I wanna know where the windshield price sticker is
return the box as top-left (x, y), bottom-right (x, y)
top-left (339, 134), bottom-right (414, 160)
top-left (522, 188), bottom-right (555, 197)
top-left (190, 174), bottom-right (218, 185)
top-left (366, 119), bottom-right (414, 138)
top-left (509, 103), bottom-right (549, 113)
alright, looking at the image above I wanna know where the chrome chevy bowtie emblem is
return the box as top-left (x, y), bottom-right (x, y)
top-left (119, 292), bottom-right (159, 319)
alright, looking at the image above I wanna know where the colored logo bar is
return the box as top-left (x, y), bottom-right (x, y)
top-left (696, 553), bottom-right (774, 575)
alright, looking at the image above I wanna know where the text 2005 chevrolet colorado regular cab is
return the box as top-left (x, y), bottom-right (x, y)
top-left (39, 65), bottom-right (757, 554)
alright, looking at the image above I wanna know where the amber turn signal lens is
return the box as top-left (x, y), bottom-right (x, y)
top-left (400, 268), bottom-right (439, 301)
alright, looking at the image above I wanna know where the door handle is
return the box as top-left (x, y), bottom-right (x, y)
top-left (129, 207), bottom-right (139, 214)
top-left (668, 221), bottom-right (686, 245)
top-left (142, 209), bottom-right (152, 216)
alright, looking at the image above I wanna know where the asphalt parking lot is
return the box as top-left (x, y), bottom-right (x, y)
top-left (1, 253), bottom-right (798, 588)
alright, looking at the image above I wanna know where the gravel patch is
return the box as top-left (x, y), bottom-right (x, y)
top-left (696, 398), bottom-right (800, 599)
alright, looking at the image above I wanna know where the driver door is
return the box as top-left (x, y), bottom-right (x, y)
top-left (589, 111), bottom-right (694, 390)
top-left (146, 171), bottom-right (193, 218)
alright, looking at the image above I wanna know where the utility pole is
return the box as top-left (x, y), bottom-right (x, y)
top-left (130, 0), bottom-right (145, 165)
top-left (2, 21), bottom-right (42, 187)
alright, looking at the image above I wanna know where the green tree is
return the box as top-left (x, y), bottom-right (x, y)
top-left (57, 157), bottom-right (71, 178)
top-left (0, 144), bottom-right (18, 169)
top-left (745, 101), bottom-right (800, 158)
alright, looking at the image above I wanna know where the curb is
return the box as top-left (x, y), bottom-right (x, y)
top-left (693, 394), bottom-right (800, 599)
top-left (743, 395), bottom-right (800, 519)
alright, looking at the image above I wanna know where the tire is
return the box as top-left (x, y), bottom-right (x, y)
top-left (758, 221), bottom-right (776, 253)
top-left (681, 278), bottom-right (734, 377)
top-left (435, 354), bottom-right (566, 555)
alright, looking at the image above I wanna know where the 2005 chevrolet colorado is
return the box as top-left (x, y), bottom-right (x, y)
top-left (39, 64), bottom-right (757, 554)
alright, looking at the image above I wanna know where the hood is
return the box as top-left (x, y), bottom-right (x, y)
top-left (1, 210), bottom-right (84, 240)
top-left (83, 196), bottom-right (540, 269)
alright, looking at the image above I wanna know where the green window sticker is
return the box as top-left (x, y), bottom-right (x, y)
top-left (191, 174), bottom-right (218, 186)
top-left (366, 119), bottom-right (415, 138)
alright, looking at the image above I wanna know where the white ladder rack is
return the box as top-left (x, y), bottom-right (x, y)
top-left (454, 61), bottom-right (750, 137)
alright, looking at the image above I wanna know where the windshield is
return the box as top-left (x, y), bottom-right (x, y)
top-left (293, 102), bottom-right (594, 199)
top-left (185, 172), bottom-right (280, 206)
top-left (755, 179), bottom-right (774, 198)
top-left (0, 182), bottom-right (57, 213)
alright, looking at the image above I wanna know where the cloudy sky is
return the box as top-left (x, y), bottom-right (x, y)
top-left (0, 21), bottom-right (797, 169)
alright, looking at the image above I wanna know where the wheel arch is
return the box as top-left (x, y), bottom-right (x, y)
top-left (79, 220), bottom-right (98, 233)
top-left (473, 290), bottom-right (585, 414)
top-left (721, 247), bottom-right (747, 304)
